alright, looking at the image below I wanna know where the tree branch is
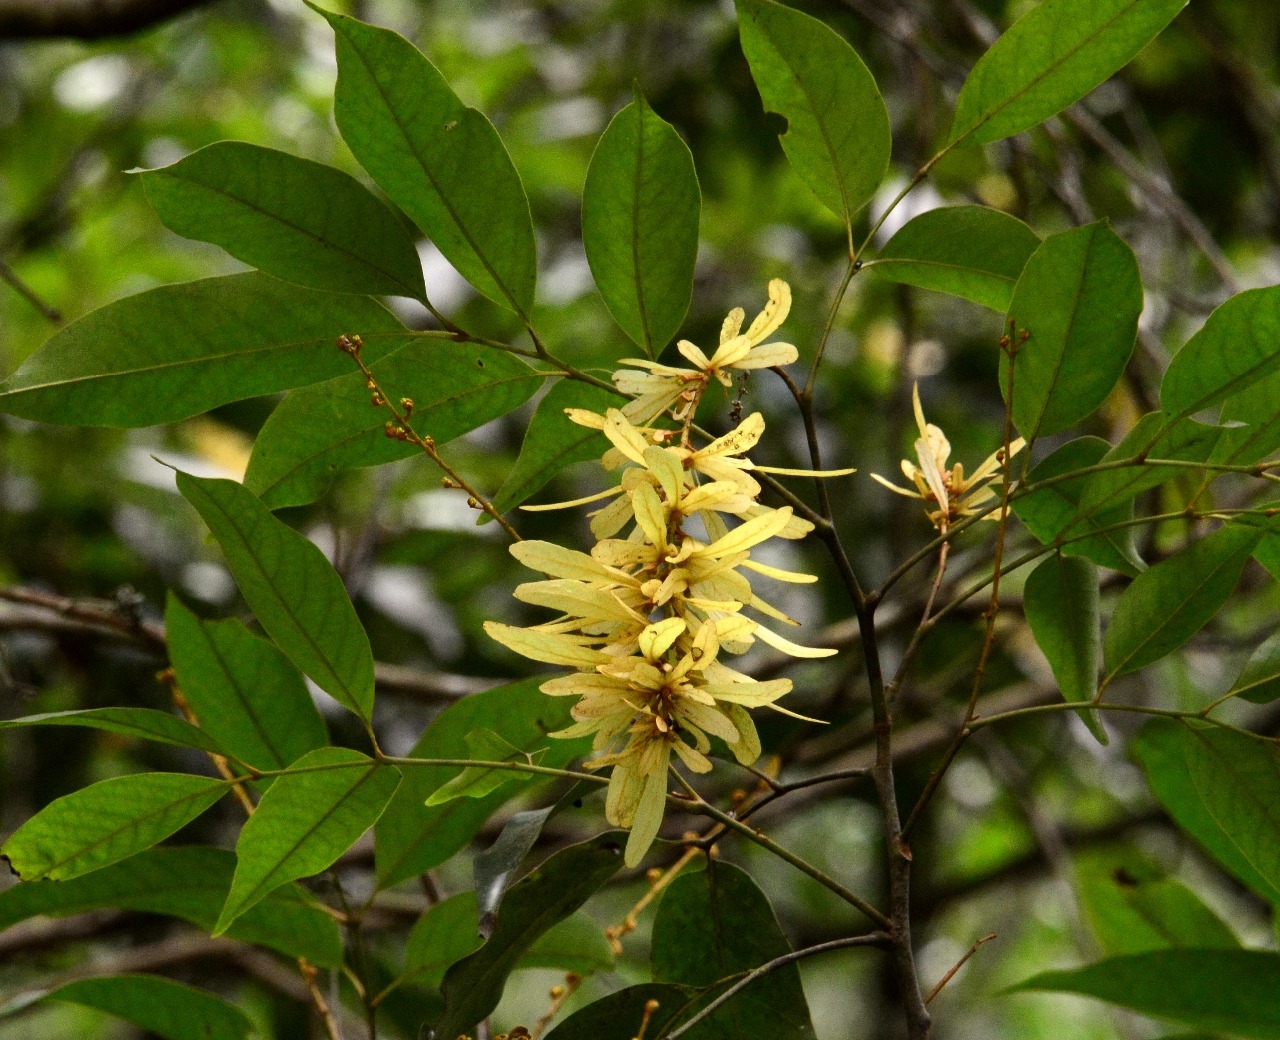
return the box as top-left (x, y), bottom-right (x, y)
top-left (0, 0), bottom-right (215, 40)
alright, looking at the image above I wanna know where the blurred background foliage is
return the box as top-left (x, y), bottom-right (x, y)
top-left (1, 1), bottom-right (1279, 1037)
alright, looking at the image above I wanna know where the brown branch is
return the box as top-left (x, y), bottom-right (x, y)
top-left (0, 0), bottom-right (215, 40)
top-left (0, 586), bottom-right (485, 704)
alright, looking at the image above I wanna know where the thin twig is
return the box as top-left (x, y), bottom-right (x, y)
top-left (924, 933), bottom-right (997, 1004)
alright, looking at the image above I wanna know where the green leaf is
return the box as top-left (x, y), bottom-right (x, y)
top-left (1012, 436), bottom-right (1141, 575)
top-left (29, 975), bottom-right (253, 1040)
top-left (177, 472), bottom-right (375, 721)
top-left (375, 678), bottom-right (589, 889)
top-left (0, 846), bottom-right (342, 966)
top-left (1024, 554), bottom-right (1106, 743)
top-left (1, 773), bottom-right (229, 881)
top-left (475, 805), bottom-right (556, 929)
top-left (314, 6), bottom-right (536, 317)
top-left (1182, 725), bottom-right (1280, 900)
top-left (488, 380), bottom-right (628, 520)
top-left (1162, 286), bottom-right (1280, 418)
top-left (652, 861), bottom-right (816, 1040)
top-left (140, 141), bottom-right (426, 300)
top-left (474, 783), bottom-right (593, 932)
top-left (1011, 950), bottom-right (1280, 1039)
top-left (0, 707), bottom-right (227, 757)
top-left (522, 913), bottom-right (616, 975)
top-left (583, 95), bottom-right (699, 357)
top-left (216, 747), bottom-right (399, 934)
top-left (424, 729), bottom-right (541, 806)
top-left (736, 0), bottom-right (890, 228)
top-left (245, 341), bottom-right (542, 509)
top-left (403, 892), bottom-right (485, 989)
top-left (544, 984), bottom-right (697, 1040)
top-left (1103, 524), bottom-right (1260, 679)
top-left (1132, 719), bottom-right (1280, 905)
top-left (1075, 847), bottom-right (1239, 956)
top-left (1002, 222), bottom-right (1142, 440)
top-left (1079, 412), bottom-right (1230, 515)
top-left (1229, 629), bottom-right (1280, 704)
top-left (948, 0), bottom-right (1188, 145)
top-left (165, 595), bottom-right (327, 773)
top-left (867, 205), bottom-right (1040, 312)
top-left (433, 831), bottom-right (624, 1040)
top-left (0, 273), bottom-right (409, 427)
top-left (402, 893), bottom-right (613, 992)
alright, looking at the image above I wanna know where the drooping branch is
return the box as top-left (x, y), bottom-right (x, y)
top-left (0, 0), bottom-right (214, 40)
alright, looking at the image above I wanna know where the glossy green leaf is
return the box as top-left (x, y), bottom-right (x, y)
top-left (1182, 725), bottom-right (1280, 899)
top-left (0, 273), bottom-right (408, 427)
top-left (177, 472), bottom-right (375, 721)
top-left (1104, 524), bottom-right (1260, 679)
top-left (1002, 222), bottom-right (1142, 440)
top-left (216, 747), bottom-right (399, 933)
top-left (1162, 286), bottom-right (1280, 417)
top-left (544, 984), bottom-right (696, 1040)
top-left (1024, 554), bottom-right (1106, 743)
top-left (652, 861), bottom-right (816, 1040)
top-left (141, 141), bottom-right (426, 299)
top-left (315, 7), bottom-right (536, 316)
top-left (475, 805), bottom-right (556, 929)
top-left (375, 678), bottom-right (589, 889)
top-left (1012, 950), bottom-right (1280, 1039)
top-left (868, 205), bottom-right (1040, 311)
top-left (0, 846), bottom-right (342, 966)
top-left (488, 380), bottom-right (628, 519)
top-left (424, 729), bottom-right (541, 807)
top-left (1132, 719), bottom-right (1280, 905)
top-left (583, 95), bottom-right (699, 356)
top-left (0, 707), bottom-right (226, 757)
top-left (433, 831), bottom-right (624, 1040)
top-left (1079, 412), bottom-right (1230, 515)
top-left (1012, 436), bottom-right (1141, 575)
top-left (1075, 847), bottom-right (1239, 956)
top-left (1, 773), bottom-right (229, 881)
top-left (1229, 629), bottom-right (1280, 704)
top-left (473, 781), bottom-right (596, 936)
top-left (246, 341), bottom-right (541, 508)
top-left (948, 0), bottom-right (1189, 145)
top-left (32, 975), bottom-right (253, 1040)
top-left (737, 0), bottom-right (890, 228)
top-left (165, 595), bottom-right (327, 772)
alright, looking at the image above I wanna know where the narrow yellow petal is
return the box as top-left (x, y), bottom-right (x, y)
top-left (744, 279), bottom-right (791, 343)
top-left (520, 485), bottom-right (622, 511)
top-left (643, 446), bottom-right (686, 504)
top-left (731, 341), bottom-right (798, 369)
top-left (632, 482), bottom-right (669, 548)
top-left (510, 540), bottom-right (629, 583)
top-left (752, 464), bottom-right (855, 478)
top-left (703, 506), bottom-right (793, 558)
top-left (741, 559), bottom-right (818, 584)
top-left (603, 408), bottom-right (650, 465)
top-left (639, 617), bottom-right (686, 660)
top-left (484, 621), bottom-right (611, 667)
top-left (751, 622), bottom-right (838, 659)
top-left (624, 761), bottom-right (669, 867)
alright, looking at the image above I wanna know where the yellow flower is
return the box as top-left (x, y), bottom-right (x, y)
top-left (614, 279), bottom-right (800, 424)
top-left (871, 384), bottom-right (1024, 531)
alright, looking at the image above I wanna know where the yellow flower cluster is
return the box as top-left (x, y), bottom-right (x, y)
top-left (485, 283), bottom-right (848, 865)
